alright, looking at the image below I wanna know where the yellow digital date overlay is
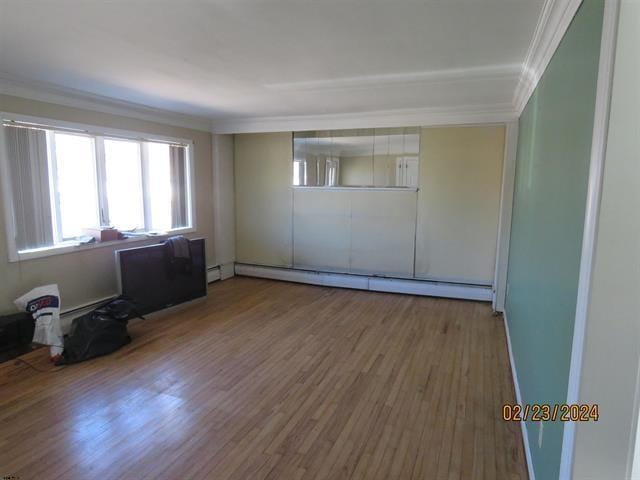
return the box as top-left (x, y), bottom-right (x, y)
top-left (502, 403), bottom-right (599, 422)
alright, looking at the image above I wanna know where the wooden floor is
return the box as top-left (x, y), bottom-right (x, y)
top-left (0, 277), bottom-right (527, 480)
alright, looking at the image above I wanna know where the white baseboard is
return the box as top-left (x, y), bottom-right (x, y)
top-left (207, 265), bottom-right (221, 283)
top-left (368, 277), bottom-right (492, 301)
top-left (234, 263), bottom-right (493, 301)
top-left (219, 262), bottom-right (235, 280)
top-left (503, 311), bottom-right (536, 480)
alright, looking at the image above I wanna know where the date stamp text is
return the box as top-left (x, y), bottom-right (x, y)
top-left (502, 403), bottom-right (599, 422)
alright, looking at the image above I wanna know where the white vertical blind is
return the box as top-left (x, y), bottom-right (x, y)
top-left (170, 145), bottom-right (188, 228)
top-left (4, 125), bottom-right (54, 250)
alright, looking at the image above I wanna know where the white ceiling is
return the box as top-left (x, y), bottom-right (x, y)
top-left (0, 0), bottom-right (546, 128)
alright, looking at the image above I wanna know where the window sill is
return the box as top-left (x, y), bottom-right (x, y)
top-left (10, 227), bottom-right (196, 263)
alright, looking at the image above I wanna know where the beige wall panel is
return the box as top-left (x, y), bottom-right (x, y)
top-left (0, 94), bottom-right (215, 314)
top-left (350, 190), bottom-right (416, 277)
top-left (234, 132), bottom-right (293, 267)
top-left (415, 126), bottom-right (504, 284)
top-left (293, 189), bottom-right (351, 272)
top-left (212, 134), bottom-right (236, 267)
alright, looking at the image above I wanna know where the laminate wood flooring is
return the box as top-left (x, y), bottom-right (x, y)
top-left (0, 277), bottom-right (527, 480)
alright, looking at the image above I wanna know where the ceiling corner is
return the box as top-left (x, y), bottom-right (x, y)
top-left (512, 0), bottom-right (583, 114)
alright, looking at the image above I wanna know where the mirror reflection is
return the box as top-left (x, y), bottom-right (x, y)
top-left (293, 127), bottom-right (420, 188)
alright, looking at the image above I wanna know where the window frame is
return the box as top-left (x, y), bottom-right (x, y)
top-left (1, 112), bottom-right (197, 263)
top-left (47, 130), bottom-right (102, 242)
top-left (100, 135), bottom-right (146, 233)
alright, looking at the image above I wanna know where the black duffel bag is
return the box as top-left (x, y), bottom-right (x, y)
top-left (56, 297), bottom-right (142, 365)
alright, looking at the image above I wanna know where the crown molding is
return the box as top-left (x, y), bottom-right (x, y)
top-left (0, 75), bottom-right (212, 132)
top-left (219, 63), bottom-right (521, 133)
top-left (0, 2), bottom-right (580, 134)
top-left (265, 64), bottom-right (520, 91)
top-left (211, 103), bottom-right (518, 134)
top-left (0, 74), bottom-right (518, 135)
top-left (513, 0), bottom-right (583, 114)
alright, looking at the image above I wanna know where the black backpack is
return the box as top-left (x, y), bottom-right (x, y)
top-left (56, 297), bottom-right (142, 365)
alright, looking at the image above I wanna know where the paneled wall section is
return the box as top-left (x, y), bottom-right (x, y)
top-left (415, 126), bottom-right (505, 285)
top-left (234, 132), bottom-right (293, 267)
top-left (234, 126), bottom-right (505, 285)
top-left (293, 189), bottom-right (417, 278)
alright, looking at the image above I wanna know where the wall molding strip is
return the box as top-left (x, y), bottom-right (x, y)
top-left (492, 120), bottom-right (519, 312)
top-left (559, 0), bottom-right (620, 477)
top-left (212, 104), bottom-right (518, 134)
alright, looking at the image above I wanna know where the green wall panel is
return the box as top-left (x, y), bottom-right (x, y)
top-left (505, 1), bottom-right (603, 479)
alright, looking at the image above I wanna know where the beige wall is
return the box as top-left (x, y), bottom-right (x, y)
top-left (234, 132), bottom-right (293, 267)
top-left (212, 133), bottom-right (236, 276)
top-left (235, 126), bottom-right (505, 284)
top-left (0, 94), bottom-right (216, 314)
top-left (572, 3), bottom-right (640, 478)
top-left (415, 126), bottom-right (505, 284)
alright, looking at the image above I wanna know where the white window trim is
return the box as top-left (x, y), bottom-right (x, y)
top-left (1, 111), bottom-right (197, 263)
top-left (13, 227), bottom-right (197, 262)
top-left (94, 135), bottom-right (110, 228)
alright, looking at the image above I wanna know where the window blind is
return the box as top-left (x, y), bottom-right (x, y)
top-left (4, 125), bottom-right (55, 250)
top-left (169, 145), bottom-right (188, 228)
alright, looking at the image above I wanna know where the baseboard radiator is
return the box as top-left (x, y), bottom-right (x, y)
top-left (234, 263), bottom-right (493, 302)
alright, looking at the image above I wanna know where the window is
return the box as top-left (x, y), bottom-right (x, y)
top-left (102, 138), bottom-right (145, 231)
top-left (2, 117), bottom-right (194, 260)
top-left (325, 158), bottom-right (339, 186)
top-left (146, 142), bottom-right (173, 232)
top-left (292, 159), bottom-right (307, 186)
top-left (51, 133), bottom-right (100, 239)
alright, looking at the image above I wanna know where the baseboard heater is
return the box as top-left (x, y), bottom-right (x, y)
top-left (234, 263), bottom-right (493, 302)
top-left (207, 266), bottom-right (221, 283)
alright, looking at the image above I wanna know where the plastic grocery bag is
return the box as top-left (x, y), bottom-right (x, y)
top-left (14, 284), bottom-right (64, 358)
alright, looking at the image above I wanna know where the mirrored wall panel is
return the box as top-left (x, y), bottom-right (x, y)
top-left (293, 127), bottom-right (420, 188)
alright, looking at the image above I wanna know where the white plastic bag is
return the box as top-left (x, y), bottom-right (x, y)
top-left (14, 284), bottom-right (64, 357)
